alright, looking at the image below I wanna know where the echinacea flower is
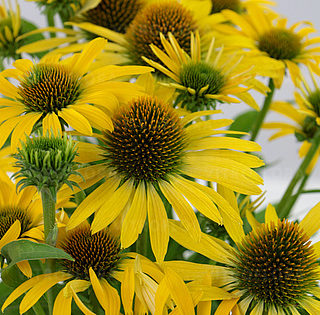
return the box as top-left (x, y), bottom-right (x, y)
top-left (169, 191), bottom-right (320, 314)
top-left (66, 89), bottom-right (264, 262)
top-left (216, 6), bottom-right (320, 87)
top-left (18, 0), bottom-right (226, 68)
top-left (2, 218), bottom-right (201, 315)
top-left (0, 37), bottom-right (152, 150)
top-left (264, 67), bottom-right (320, 173)
top-left (0, 174), bottom-right (43, 278)
top-left (143, 31), bottom-right (269, 111)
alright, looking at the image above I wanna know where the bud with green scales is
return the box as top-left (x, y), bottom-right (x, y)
top-left (13, 133), bottom-right (80, 245)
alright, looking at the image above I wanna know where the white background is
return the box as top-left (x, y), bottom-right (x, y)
top-left (16, 0), bottom-right (320, 221)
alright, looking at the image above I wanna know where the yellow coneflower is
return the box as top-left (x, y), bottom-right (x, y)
top-left (215, 6), bottom-right (320, 87)
top-left (2, 217), bottom-right (205, 315)
top-left (143, 31), bottom-right (270, 111)
top-left (0, 37), bottom-right (152, 150)
top-left (17, 0), bottom-right (226, 68)
top-left (0, 173), bottom-right (43, 278)
top-left (264, 66), bottom-right (320, 173)
top-left (64, 75), bottom-right (264, 262)
top-left (169, 188), bottom-right (320, 314)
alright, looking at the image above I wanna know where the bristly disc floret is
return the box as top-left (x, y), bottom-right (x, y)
top-left (177, 61), bottom-right (226, 111)
top-left (83, 0), bottom-right (143, 34)
top-left (126, 1), bottom-right (197, 66)
top-left (60, 226), bottom-right (121, 280)
top-left (210, 0), bottom-right (241, 14)
top-left (101, 96), bottom-right (186, 183)
top-left (18, 64), bottom-right (82, 116)
top-left (258, 28), bottom-right (302, 60)
top-left (0, 208), bottom-right (32, 239)
top-left (13, 133), bottom-right (80, 194)
top-left (233, 220), bottom-right (318, 311)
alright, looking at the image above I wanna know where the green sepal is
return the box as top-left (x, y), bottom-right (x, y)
top-left (1, 239), bottom-right (74, 270)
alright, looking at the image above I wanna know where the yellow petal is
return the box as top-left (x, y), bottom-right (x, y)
top-left (16, 260), bottom-right (32, 278)
top-left (91, 180), bottom-right (134, 234)
top-left (215, 298), bottom-right (240, 315)
top-left (70, 37), bottom-right (107, 76)
top-left (0, 116), bottom-right (22, 148)
top-left (0, 220), bottom-right (20, 250)
top-left (67, 178), bottom-right (120, 231)
top-left (121, 182), bottom-right (147, 248)
top-left (0, 75), bottom-right (18, 98)
top-left (53, 289), bottom-right (72, 315)
top-left (42, 112), bottom-right (62, 136)
top-left (265, 204), bottom-right (279, 226)
top-left (164, 268), bottom-right (195, 315)
top-left (299, 202), bottom-right (320, 238)
top-left (99, 278), bottom-right (121, 315)
top-left (147, 184), bottom-right (169, 262)
top-left (20, 272), bottom-right (71, 313)
top-left (121, 266), bottom-right (135, 315)
top-left (58, 108), bottom-right (92, 135)
top-left (159, 180), bottom-right (201, 242)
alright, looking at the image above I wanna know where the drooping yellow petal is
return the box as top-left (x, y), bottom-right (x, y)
top-left (10, 112), bottom-right (42, 149)
top-left (53, 289), bottom-right (72, 315)
top-left (20, 272), bottom-right (72, 313)
top-left (42, 112), bottom-right (62, 136)
top-left (121, 182), bottom-right (147, 249)
top-left (154, 278), bottom-right (170, 315)
top-left (91, 180), bottom-right (134, 234)
top-left (58, 107), bottom-right (92, 135)
top-left (0, 75), bottom-right (18, 98)
top-left (215, 298), bottom-right (240, 315)
top-left (16, 260), bottom-right (32, 278)
top-left (164, 268), bottom-right (195, 315)
top-left (72, 104), bottom-right (113, 131)
top-left (0, 220), bottom-right (20, 249)
top-left (147, 183), bottom-right (169, 262)
top-left (68, 177), bottom-right (121, 230)
top-left (159, 180), bottom-right (201, 242)
top-left (90, 268), bottom-right (120, 315)
top-left (299, 202), bottom-right (320, 238)
top-left (121, 266), bottom-right (135, 315)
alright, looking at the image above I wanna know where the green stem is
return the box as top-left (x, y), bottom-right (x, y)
top-left (284, 174), bottom-right (309, 217)
top-left (250, 79), bottom-right (275, 141)
top-left (46, 11), bottom-right (55, 38)
top-left (301, 189), bottom-right (320, 194)
top-left (32, 301), bottom-right (46, 315)
top-left (41, 187), bottom-right (57, 246)
top-left (278, 136), bottom-right (320, 218)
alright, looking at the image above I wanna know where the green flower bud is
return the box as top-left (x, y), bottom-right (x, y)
top-left (13, 133), bottom-right (80, 196)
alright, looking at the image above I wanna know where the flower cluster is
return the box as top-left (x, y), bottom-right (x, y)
top-left (0, 0), bottom-right (320, 314)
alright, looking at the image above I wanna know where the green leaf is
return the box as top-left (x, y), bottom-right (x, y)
top-left (19, 19), bottom-right (47, 59)
top-left (1, 264), bottom-right (27, 288)
top-left (228, 110), bottom-right (258, 138)
top-left (1, 239), bottom-right (74, 269)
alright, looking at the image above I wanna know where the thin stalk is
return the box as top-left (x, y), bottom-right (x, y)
top-left (250, 79), bottom-right (275, 141)
top-left (278, 136), bottom-right (320, 218)
top-left (46, 11), bottom-right (55, 37)
top-left (32, 301), bottom-right (46, 315)
top-left (283, 174), bottom-right (309, 216)
top-left (41, 187), bottom-right (57, 246)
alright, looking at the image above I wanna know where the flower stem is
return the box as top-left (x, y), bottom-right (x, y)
top-left (32, 301), bottom-right (46, 315)
top-left (41, 187), bottom-right (57, 246)
top-left (278, 135), bottom-right (320, 218)
top-left (250, 79), bottom-right (275, 141)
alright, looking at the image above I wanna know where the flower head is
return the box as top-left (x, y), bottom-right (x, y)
top-left (66, 86), bottom-right (264, 262)
top-left (144, 31), bottom-right (269, 111)
top-left (216, 6), bottom-right (320, 87)
top-left (0, 37), bottom-right (152, 150)
top-left (264, 67), bottom-right (320, 173)
top-left (2, 217), bottom-right (200, 314)
top-left (169, 198), bottom-right (320, 314)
